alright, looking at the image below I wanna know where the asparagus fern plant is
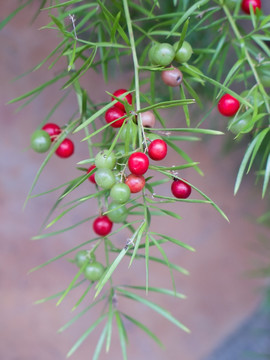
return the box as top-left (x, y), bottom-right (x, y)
top-left (3, 0), bottom-right (270, 358)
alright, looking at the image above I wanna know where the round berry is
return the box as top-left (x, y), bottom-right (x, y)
top-left (95, 168), bottom-right (116, 189)
top-left (107, 202), bottom-right (128, 223)
top-left (128, 152), bottom-right (149, 176)
top-left (84, 262), bottom-right (105, 282)
top-left (241, 0), bottom-right (261, 14)
top-left (87, 165), bottom-right (96, 184)
top-left (148, 139), bottom-right (167, 161)
top-left (173, 41), bottom-right (193, 63)
top-left (171, 179), bottom-right (192, 199)
top-left (125, 174), bottom-right (145, 193)
top-left (140, 111), bottom-right (156, 128)
top-left (42, 123), bottom-right (61, 142)
top-left (75, 250), bottom-right (89, 268)
top-left (105, 107), bottom-right (126, 128)
top-left (93, 215), bottom-right (113, 236)
top-left (110, 183), bottom-right (131, 204)
top-left (152, 43), bottom-right (175, 66)
top-left (31, 129), bottom-right (51, 153)
top-left (218, 94), bottom-right (240, 117)
top-left (112, 89), bottom-right (132, 111)
top-left (161, 67), bottom-right (183, 87)
top-left (120, 121), bottom-right (138, 141)
top-left (55, 138), bottom-right (74, 158)
top-left (95, 150), bottom-right (116, 170)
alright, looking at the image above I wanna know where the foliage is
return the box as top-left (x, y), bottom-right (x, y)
top-left (3, 0), bottom-right (270, 358)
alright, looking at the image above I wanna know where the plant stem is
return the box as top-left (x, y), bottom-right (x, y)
top-left (122, 0), bottom-right (148, 150)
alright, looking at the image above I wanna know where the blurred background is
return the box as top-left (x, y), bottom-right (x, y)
top-left (1, 2), bottom-right (270, 360)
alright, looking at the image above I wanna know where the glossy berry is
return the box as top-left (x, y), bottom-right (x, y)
top-left (95, 168), bottom-right (116, 189)
top-left (55, 138), bottom-right (74, 158)
top-left (161, 68), bottom-right (183, 87)
top-left (120, 121), bottom-right (138, 142)
top-left (87, 165), bottom-right (96, 184)
top-left (171, 179), bottom-right (192, 199)
top-left (112, 89), bottom-right (132, 111)
top-left (218, 94), bottom-right (240, 117)
top-left (93, 215), bottom-right (113, 236)
top-left (125, 174), bottom-right (145, 193)
top-left (95, 150), bottom-right (116, 170)
top-left (107, 202), bottom-right (128, 223)
top-left (105, 107), bottom-right (126, 128)
top-left (241, 0), bottom-right (261, 14)
top-left (148, 139), bottom-right (167, 161)
top-left (31, 130), bottom-right (51, 153)
top-left (84, 262), bottom-right (105, 282)
top-left (110, 183), bottom-right (131, 204)
top-left (152, 43), bottom-right (175, 66)
top-left (141, 111), bottom-right (156, 128)
top-left (128, 152), bottom-right (149, 176)
top-left (42, 123), bottom-right (61, 142)
top-left (75, 250), bottom-right (89, 268)
top-left (173, 41), bottom-right (193, 63)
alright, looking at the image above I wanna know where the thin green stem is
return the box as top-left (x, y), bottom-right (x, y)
top-left (122, 0), bottom-right (148, 151)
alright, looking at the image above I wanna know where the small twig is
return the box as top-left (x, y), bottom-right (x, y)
top-left (69, 14), bottom-right (78, 40)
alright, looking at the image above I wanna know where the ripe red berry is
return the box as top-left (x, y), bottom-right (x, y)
top-left (161, 67), bottom-right (183, 87)
top-left (171, 179), bottom-right (192, 199)
top-left (125, 174), bottom-right (145, 193)
top-left (241, 0), bottom-right (261, 14)
top-left (148, 139), bottom-right (167, 161)
top-left (105, 107), bottom-right (126, 128)
top-left (93, 215), bottom-right (113, 236)
top-left (218, 94), bottom-right (240, 117)
top-left (87, 165), bottom-right (96, 184)
top-left (128, 152), bottom-right (149, 176)
top-left (55, 138), bottom-right (74, 158)
top-left (42, 123), bottom-right (61, 142)
top-left (112, 89), bottom-right (132, 111)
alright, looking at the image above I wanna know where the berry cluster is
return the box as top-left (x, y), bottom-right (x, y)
top-left (74, 250), bottom-right (105, 282)
top-left (87, 89), bottom-right (192, 238)
top-left (30, 122), bottom-right (74, 158)
top-left (148, 41), bottom-right (193, 87)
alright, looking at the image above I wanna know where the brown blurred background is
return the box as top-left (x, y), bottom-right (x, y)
top-left (1, 2), bottom-right (269, 360)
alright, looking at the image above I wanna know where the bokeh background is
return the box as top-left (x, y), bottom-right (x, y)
top-left (1, 2), bottom-right (269, 360)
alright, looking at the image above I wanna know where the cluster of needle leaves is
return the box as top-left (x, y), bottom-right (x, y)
top-left (3, 0), bottom-right (270, 359)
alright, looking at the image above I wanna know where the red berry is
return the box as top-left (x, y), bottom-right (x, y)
top-left (42, 123), bottom-right (61, 142)
top-left (112, 89), bottom-right (132, 111)
top-left (241, 0), bottom-right (261, 14)
top-left (128, 152), bottom-right (149, 176)
top-left (171, 179), bottom-right (192, 199)
top-left (105, 107), bottom-right (126, 128)
top-left (125, 174), bottom-right (145, 193)
top-left (93, 215), bottom-right (113, 236)
top-left (55, 138), bottom-right (74, 158)
top-left (87, 165), bottom-right (96, 184)
top-left (218, 94), bottom-right (240, 117)
top-left (148, 139), bottom-right (167, 161)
